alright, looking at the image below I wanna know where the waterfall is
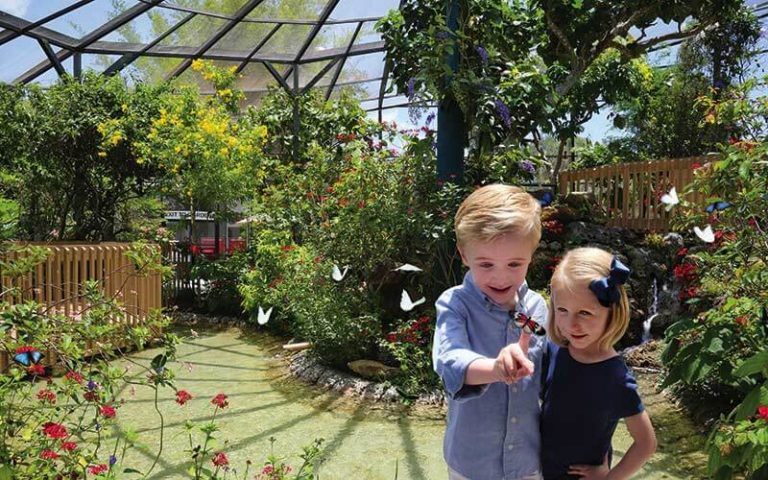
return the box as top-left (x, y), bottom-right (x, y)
top-left (641, 278), bottom-right (659, 344)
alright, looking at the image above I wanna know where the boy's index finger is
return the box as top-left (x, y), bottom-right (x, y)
top-left (518, 331), bottom-right (531, 355)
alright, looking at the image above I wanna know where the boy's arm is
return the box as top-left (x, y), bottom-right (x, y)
top-left (567, 411), bottom-right (656, 480)
top-left (465, 333), bottom-right (533, 385)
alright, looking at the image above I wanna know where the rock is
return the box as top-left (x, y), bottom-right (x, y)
top-left (663, 232), bottom-right (684, 249)
top-left (563, 192), bottom-right (598, 214)
top-left (541, 205), bottom-right (579, 224)
top-left (347, 360), bottom-right (400, 380)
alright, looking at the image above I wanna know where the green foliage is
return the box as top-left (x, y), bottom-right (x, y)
top-left (0, 74), bottom-right (170, 241)
top-left (661, 78), bottom-right (768, 479)
top-left (382, 315), bottom-right (440, 395)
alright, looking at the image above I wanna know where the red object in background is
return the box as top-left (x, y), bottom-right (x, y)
top-left (194, 238), bottom-right (246, 257)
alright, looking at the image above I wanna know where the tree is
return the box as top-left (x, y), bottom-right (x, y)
top-left (377, 0), bottom-right (748, 184)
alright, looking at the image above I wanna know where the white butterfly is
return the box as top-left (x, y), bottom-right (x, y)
top-left (400, 289), bottom-right (426, 312)
top-left (332, 265), bottom-right (349, 282)
top-left (694, 225), bottom-right (715, 243)
top-left (257, 306), bottom-right (273, 325)
top-left (660, 187), bottom-right (679, 211)
top-left (393, 263), bottom-right (423, 272)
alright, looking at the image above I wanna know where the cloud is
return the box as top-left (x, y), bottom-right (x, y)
top-left (0, 0), bottom-right (31, 17)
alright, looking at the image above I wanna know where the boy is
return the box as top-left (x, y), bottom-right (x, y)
top-left (433, 184), bottom-right (548, 480)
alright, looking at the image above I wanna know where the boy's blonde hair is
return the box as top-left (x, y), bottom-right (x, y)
top-left (548, 247), bottom-right (630, 351)
top-left (454, 184), bottom-right (542, 248)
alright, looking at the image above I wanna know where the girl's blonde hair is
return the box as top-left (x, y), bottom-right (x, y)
top-left (547, 247), bottom-right (630, 351)
top-left (454, 184), bottom-right (542, 248)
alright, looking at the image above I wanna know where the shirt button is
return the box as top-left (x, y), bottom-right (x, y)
top-left (508, 444), bottom-right (514, 451)
top-left (511, 387), bottom-right (518, 393)
top-left (510, 417), bottom-right (518, 424)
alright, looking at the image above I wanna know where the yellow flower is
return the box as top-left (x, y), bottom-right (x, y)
top-left (218, 89), bottom-right (232, 98)
top-left (191, 59), bottom-right (204, 71)
top-left (219, 147), bottom-right (229, 156)
top-left (136, 157), bottom-right (145, 165)
top-left (97, 151), bottom-right (107, 158)
top-left (705, 112), bottom-right (716, 124)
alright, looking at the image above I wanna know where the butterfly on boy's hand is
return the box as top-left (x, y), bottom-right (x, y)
top-left (538, 191), bottom-right (554, 207)
top-left (14, 349), bottom-right (43, 367)
top-left (510, 311), bottom-right (546, 336)
top-left (400, 289), bottom-right (426, 312)
top-left (705, 200), bottom-right (731, 213)
top-left (257, 306), bottom-right (273, 325)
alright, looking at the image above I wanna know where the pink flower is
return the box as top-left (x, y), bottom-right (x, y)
top-left (176, 390), bottom-right (193, 406)
top-left (40, 449), bottom-right (60, 460)
top-left (758, 405), bottom-right (768, 420)
top-left (211, 393), bottom-right (228, 409)
top-left (61, 442), bottom-right (78, 451)
top-left (42, 422), bottom-right (68, 439)
top-left (88, 464), bottom-right (108, 475)
top-left (65, 371), bottom-right (85, 384)
top-left (28, 364), bottom-right (45, 376)
top-left (99, 405), bottom-right (116, 418)
top-left (37, 389), bottom-right (57, 404)
top-left (212, 452), bottom-right (229, 467)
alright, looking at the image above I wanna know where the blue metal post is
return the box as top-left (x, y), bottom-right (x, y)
top-left (437, 0), bottom-right (466, 183)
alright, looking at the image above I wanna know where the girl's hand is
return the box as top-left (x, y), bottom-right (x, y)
top-left (568, 454), bottom-right (610, 479)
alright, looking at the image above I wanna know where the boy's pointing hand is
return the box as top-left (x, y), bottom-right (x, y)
top-left (494, 337), bottom-right (534, 384)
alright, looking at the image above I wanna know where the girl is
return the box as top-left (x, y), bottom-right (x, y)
top-left (541, 247), bottom-right (656, 480)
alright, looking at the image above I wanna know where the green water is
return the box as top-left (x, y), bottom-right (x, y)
top-left (110, 325), bottom-right (708, 479)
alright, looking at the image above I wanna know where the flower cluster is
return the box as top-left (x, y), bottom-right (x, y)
top-left (387, 316), bottom-right (433, 345)
top-left (672, 262), bottom-right (698, 282)
top-left (542, 219), bottom-right (565, 236)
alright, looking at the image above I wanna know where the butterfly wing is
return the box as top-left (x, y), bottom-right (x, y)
top-left (257, 306), bottom-right (273, 325)
top-left (31, 350), bottom-right (43, 364)
top-left (538, 192), bottom-right (554, 207)
top-left (13, 352), bottom-right (31, 367)
top-left (400, 290), bottom-right (413, 311)
top-left (394, 263), bottom-right (422, 272)
top-left (694, 225), bottom-right (715, 243)
top-left (716, 201), bottom-right (731, 211)
top-left (332, 265), bottom-right (348, 282)
top-left (661, 188), bottom-right (679, 211)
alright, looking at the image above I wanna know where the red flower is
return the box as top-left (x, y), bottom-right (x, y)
top-left (65, 371), bottom-right (84, 384)
top-left (357, 200), bottom-right (366, 209)
top-left (88, 464), bottom-right (108, 475)
top-left (42, 422), bottom-right (68, 439)
top-left (386, 334), bottom-right (397, 343)
top-left (735, 316), bottom-right (748, 327)
top-left (338, 198), bottom-right (349, 207)
top-left (678, 287), bottom-right (699, 300)
top-left (84, 391), bottom-right (98, 402)
top-left (212, 452), bottom-right (229, 467)
top-left (99, 405), bottom-right (116, 418)
top-left (676, 247), bottom-right (688, 257)
top-left (15, 345), bottom-right (36, 354)
top-left (758, 405), bottom-right (768, 420)
top-left (37, 389), bottom-right (57, 404)
top-left (211, 393), bottom-right (229, 409)
top-left (306, 191), bottom-right (316, 200)
top-left (262, 464), bottom-right (275, 475)
top-left (61, 442), bottom-right (78, 451)
top-left (542, 219), bottom-right (565, 236)
top-left (28, 364), bottom-right (45, 376)
top-left (280, 245), bottom-right (295, 252)
top-left (692, 162), bottom-right (702, 170)
top-left (190, 244), bottom-right (201, 256)
top-left (313, 256), bottom-right (323, 264)
top-left (673, 263), bottom-right (697, 282)
top-left (325, 186), bottom-right (335, 193)
top-left (40, 449), bottom-right (60, 460)
top-left (176, 390), bottom-right (193, 406)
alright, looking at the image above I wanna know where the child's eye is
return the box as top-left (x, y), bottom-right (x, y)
top-left (508, 262), bottom-right (522, 268)
top-left (480, 263), bottom-right (493, 268)
top-left (579, 311), bottom-right (592, 316)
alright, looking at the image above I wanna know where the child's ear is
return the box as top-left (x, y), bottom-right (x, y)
top-left (457, 246), bottom-right (469, 267)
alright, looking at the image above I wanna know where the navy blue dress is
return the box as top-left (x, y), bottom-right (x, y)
top-left (540, 341), bottom-right (644, 480)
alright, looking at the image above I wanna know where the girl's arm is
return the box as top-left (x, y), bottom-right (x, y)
top-left (606, 411), bottom-right (656, 480)
top-left (568, 411), bottom-right (657, 480)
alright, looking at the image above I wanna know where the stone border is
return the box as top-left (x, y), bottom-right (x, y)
top-left (171, 311), bottom-right (445, 405)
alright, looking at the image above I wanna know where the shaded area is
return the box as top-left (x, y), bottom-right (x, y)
top-left (109, 324), bottom-right (708, 479)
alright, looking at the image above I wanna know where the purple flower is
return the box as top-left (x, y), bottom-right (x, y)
top-left (494, 99), bottom-right (512, 129)
top-left (426, 112), bottom-right (436, 126)
top-left (87, 380), bottom-right (97, 391)
top-left (109, 455), bottom-right (117, 466)
top-left (521, 160), bottom-right (535, 174)
top-left (407, 77), bottom-right (416, 100)
top-left (476, 46), bottom-right (489, 64)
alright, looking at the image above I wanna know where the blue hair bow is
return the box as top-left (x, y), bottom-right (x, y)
top-left (589, 257), bottom-right (631, 307)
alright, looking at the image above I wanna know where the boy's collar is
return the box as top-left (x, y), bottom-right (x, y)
top-left (463, 271), bottom-right (529, 312)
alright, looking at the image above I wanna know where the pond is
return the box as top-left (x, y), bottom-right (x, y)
top-left (111, 325), bottom-right (708, 479)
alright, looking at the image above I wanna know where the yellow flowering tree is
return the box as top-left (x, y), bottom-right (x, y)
top-left (100, 61), bottom-right (269, 238)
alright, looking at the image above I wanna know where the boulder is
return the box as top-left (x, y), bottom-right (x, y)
top-left (347, 360), bottom-right (399, 380)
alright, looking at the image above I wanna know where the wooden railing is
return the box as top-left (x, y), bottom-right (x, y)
top-left (558, 156), bottom-right (711, 231)
top-left (0, 242), bottom-right (162, 370)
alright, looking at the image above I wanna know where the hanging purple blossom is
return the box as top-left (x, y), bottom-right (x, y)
top-left (407, 77), bottom-right (416, 100)
top-left (520, 160), bottom-right (535, 174)
top-left (426, 111), bottom-right (436, 126)
top-left (494, 99), bottom-right (512, 129)
top-left (476, 46), bottom-right (489, 64)
top-left (109, 455), bottom-right (118, 466)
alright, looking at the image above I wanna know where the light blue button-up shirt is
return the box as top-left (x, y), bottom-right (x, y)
top-left (433, 272), bottom-right (548, 480)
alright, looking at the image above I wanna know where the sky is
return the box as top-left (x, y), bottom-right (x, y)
top-left (1, 0), bottom-right (766, 142)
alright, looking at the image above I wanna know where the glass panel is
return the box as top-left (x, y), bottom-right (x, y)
top-left (335, 51), bottom-right (384, 83)
top-left (0, 36), bottom-right (48, 83)
top-left (209, 19), bottom-right (281, 52)
top-left (161, 0), bottom-right (253, 16)
top-left (297, 60), bottom-right (336, 89)
top-left (245, 1), bottom-right (326, 21)
top-left (32, 57), bottom-right (73, 87)
top-left (121, 56), bottom-right (187, 84)
top-left (328, 0), bottom-right (400, 21)
top-left (2, 1), bottom-right (84, 22)
top-left (257, 23), bottom-right (313, 58)
top-left (99, 8), bottom-right (182, 44)
top-left (44, 0), bottom-right (141, 41)
top-left (304, 22), bottom-right (358, 56)
top-left (156, 14), bottom-right (228, 48)
top-left (237, 61), bottom-right (288, 92)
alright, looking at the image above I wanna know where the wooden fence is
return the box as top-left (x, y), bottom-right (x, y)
top-left (0, 242), bottom-right (162, 370)
top-left (558, 156), bottom-right (711, 231)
